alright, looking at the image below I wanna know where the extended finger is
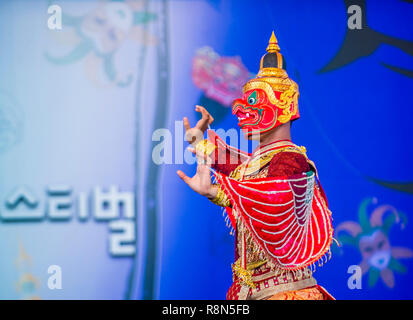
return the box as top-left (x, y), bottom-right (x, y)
top-left (196, 105), bottom-right (210, 122)
top-left (195, 106), bottom-right (210, 126)
top-left (177, 170), bottom-right (191, 183)
top-left (195, 116), bottom-right (209, 131)
top-left (196, 105), bottom-right (214, 124)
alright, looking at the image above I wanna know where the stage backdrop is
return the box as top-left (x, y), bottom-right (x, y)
top-left (0, 0), bottom-right (412, 299)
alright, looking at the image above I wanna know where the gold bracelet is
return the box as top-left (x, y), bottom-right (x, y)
top-left (210, 185), bottom-right (231, 207)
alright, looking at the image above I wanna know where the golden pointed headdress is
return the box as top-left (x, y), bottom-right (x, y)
top-left (242, 31), bottom-right (299, 123)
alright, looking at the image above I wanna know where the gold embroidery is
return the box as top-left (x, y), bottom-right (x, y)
top-left (232, 259), bottom-right (256, 289)
top-left (256, 67), bottom-right (287, 78)
top-left (229, 166), bottom-right (242, 180)
top-left (231, 142), bottom-right (312, 280)
top-left (254, 140), bottom-right (295, 155)
top-left (246, 260), bottom-right (267, 270)
top-left (243, 145), bottom-right (306, 177)
top-left (242, 151), bottom-right (275, 176)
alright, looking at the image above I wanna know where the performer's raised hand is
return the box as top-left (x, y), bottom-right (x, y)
top-left (183, 105), bottom-right (214, 146)
top-left (176, 148), bottom-right (218, 199)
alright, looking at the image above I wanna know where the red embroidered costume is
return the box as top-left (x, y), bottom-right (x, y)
top-left (195, 32), bottom-right (334, 300)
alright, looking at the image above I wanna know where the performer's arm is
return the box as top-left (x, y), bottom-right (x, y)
top-left (180, 143), bottom-right (233, 207)
top-left (193, 137), bottom-right (242, 176)
top-left (177, 158), bottom-right (219, 200)
top-left (177, 105), bottom-right (218, 200)
top-left (179, 105), bottom-right (244, 206)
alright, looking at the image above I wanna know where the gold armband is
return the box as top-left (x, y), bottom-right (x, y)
top-left (195, 139), bottom-right (216, 156)
top-left (210, 185), bottom-right (231, 207)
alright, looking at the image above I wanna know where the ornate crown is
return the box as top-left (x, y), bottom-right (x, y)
top-left (242, 31), bottom-right (300, 123)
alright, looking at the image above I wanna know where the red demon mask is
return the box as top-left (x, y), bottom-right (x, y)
top-left (232, 89), bottom-right (277, 135)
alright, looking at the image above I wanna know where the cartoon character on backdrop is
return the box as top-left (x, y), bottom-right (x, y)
top-left (192, 47), bottom-right (252, 122)
top-left (178, 32), bottom-right (334, 300)
top-left (336, 198), bottom-right (413, 288)
top-left (45, 0), bottom-right (157, 87)
top-left (320, 0), bottom-right (413, 78)
top-left (318, 0), bottom-right (413, 196)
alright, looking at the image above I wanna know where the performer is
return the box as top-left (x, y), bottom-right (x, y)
top-left (177, 32), bottom-right (334, 300)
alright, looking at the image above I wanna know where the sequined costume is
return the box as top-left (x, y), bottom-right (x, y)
top-left (197, 32), bottom-right (334, 300)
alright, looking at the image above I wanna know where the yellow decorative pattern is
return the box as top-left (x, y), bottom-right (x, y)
top-left (256, 67), bottom-right (288, 78)
top-left (246, 260), bottom-right (267, 270)
top-left (210, 185), bottom-right (231, 207)
top-left (242, 30), bottom-right (300, 124)
top-left (242, 145), bottom-right (306, 177)
top-left (232, 259), bottom-right (256, 289)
